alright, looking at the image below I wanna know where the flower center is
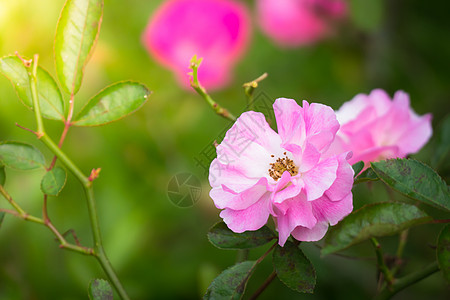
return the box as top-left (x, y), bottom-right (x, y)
top-left (268, 152), bottom-right (298, 181)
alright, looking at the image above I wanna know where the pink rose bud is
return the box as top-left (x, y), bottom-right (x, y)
top-left (209, 98), bottom-right (354, 246)
top-left (142, 0), bottom-right (251, 90)
top-left (256, 0), bottom-right (347, 47)
top-left (333, 89), bottom-right (433, 167)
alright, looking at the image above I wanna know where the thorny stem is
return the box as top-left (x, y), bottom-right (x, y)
top-left (189, 55), bottom-right (236, 121)
top-left (371, 238), bottom-right (394, 287)
top-left (243, 73), bottom-right (268, 109)
top-left (22, 54), bottom-right (129, 299)
top-left (373, 262), bottom-right (439, 300)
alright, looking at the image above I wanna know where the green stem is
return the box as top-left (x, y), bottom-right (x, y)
top-left (29, 54), bottom-right (45, 137)
top-left (371, 237), bottom-right (394, 286)
top-left (0, 187), bottom-right (92, 255)
top-left (374, 262), bottom-right (439, 300)
top-left (40, 134), bottom-right (89, 187)
top-left (26, 54), bottom-right (129, 299)
top-left (189, 56), bottom-right (236, 121)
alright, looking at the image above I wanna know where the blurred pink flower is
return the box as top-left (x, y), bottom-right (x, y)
top-left (209, 98), bottom-right (354, 246)
top-left (332, 89), bottom-right (433, 167)
top-left (256, 0), bottom-right (347, 47)
top-left (142, 0), bottom-right (251, 90)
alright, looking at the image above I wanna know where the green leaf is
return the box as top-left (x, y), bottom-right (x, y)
top-left (371, 159), bottom-right (450, 212)
top-left (0, 166), bottom-right (5, 185)
top-left (55, 0), bottom-right (103, 95)
top-left (73, 81), bottom-right (151, 126)
top-left (350, 0), bottom-right (384, 32)
top-left (352, 161), bottom-right (364, 177)
top-left (0, 56), bottom-right (65, 120)
top-left (207, 222), bottom-right (276, 250)
top-left (322, 202), bottom-right (431, 255)
top-left (437, 224), bottom-right (450, 283)
top-left (88, 279), bottom-right (113, 300)
top-left (354, 166), bottom-right (379, 184)
top-left (204, 261), bottom-right (255, 300)
top-left (273, 241), bottom-right (316, 293)
top-left (41, 167), bottom-right (67, 196)
top-left (0, 142), bottom-right (45, 170)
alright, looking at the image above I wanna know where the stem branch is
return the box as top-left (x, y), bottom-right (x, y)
top-left (189, 56), bottom-right (236, 121)
top-left (374, 262), bottom-right (439, 300)
top-left (371, 237), bottom-right (394, 286)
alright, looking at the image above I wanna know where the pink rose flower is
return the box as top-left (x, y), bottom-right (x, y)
top-left (256, 0), bottom-right (347, 47)
top-left (333, 89), bottom-right (433, 166)
top-left (142, 0), bottom-right (251, 90)
top-left (209, 98), bottom-right (354, 246)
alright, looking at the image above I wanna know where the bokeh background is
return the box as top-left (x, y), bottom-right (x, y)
top-left (0, 0), bottom-right (449, 299)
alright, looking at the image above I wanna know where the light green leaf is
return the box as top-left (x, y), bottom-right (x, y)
top-left (88, 279), bottom-right (113, 300)
top-left (0, 166), bottom-right (5, 185)
top-left (437, 224), bottom-right (450, 283)
top-left (273, 241), bottom-right (316, 293)
top-left (207, 222), bottom-right (276, 250)
top-left (371, 158), bottom-right (450, 212)
top-left (354, 166), bottom-right (379, 184)
top-left (0, 142), bottom-right (46, 170)
top-left (73, 81), bottom-right (151, 126)
top-left (322, 202), bottom-right (431, 255)
top-left (55, 0), bottom-right (103, 95)
top-left (204, 261), bottom-right (255, 300)
top-left (352, 161), bottom-right (365, 177)
top-left (41, 167), bottom-right (67, 196)
top-left (0, 56), bottom-right (65, 120)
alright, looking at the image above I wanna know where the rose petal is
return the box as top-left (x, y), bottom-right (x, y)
top-left (311, 193), bottom-right (352, 225)
top-left (302, 156), bottom-right (338, 201)
top-left (325, 152), bottom-right (354, 201)
top-left (220, 193), bottom-right (271, 233)
top-left (291, 221), bottom-right (329, 242)
top-left (302, 101), bottom-right (340, 152)
top-left (275, 196), bottom-right (317, 246)
top-left (210, 177), bottom-right (268, 210)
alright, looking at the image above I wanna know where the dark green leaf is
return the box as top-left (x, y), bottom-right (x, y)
top-left (371, 158), bottom-right (450, 212)
top-left (437, 224), bottom-right (450, 283)
top-left (354, 166), bottom-right (379, 184)
top-left (0, 142), bottom-right (45, 170)
top-left (0, 56), bottom-right (65, 120)
top-left (204, 261), bottom-right (255, 300)
top-left (88, 279), bottom-right (113, 300)
top-left (41, 167), bottom-right (67, 196)
top-left (273, 241), bottom-right (316, 293)
top-left (0, 166), bottom-right (5, 185)
top-left (208, 222), bottom-right (276, 250)
top-left (55, 0), bottom-right (103, 94)
top-left (350, 0), bottom-right (384, 32)
top-left (73, 81), bottom-right (151, 126)
top-left (352, 161), bottom-right (364, 177)
top-left (322, 202), bottom-right (431, 255)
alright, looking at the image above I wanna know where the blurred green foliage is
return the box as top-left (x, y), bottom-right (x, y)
top-left (0, 0), bottom-right (449, 299)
